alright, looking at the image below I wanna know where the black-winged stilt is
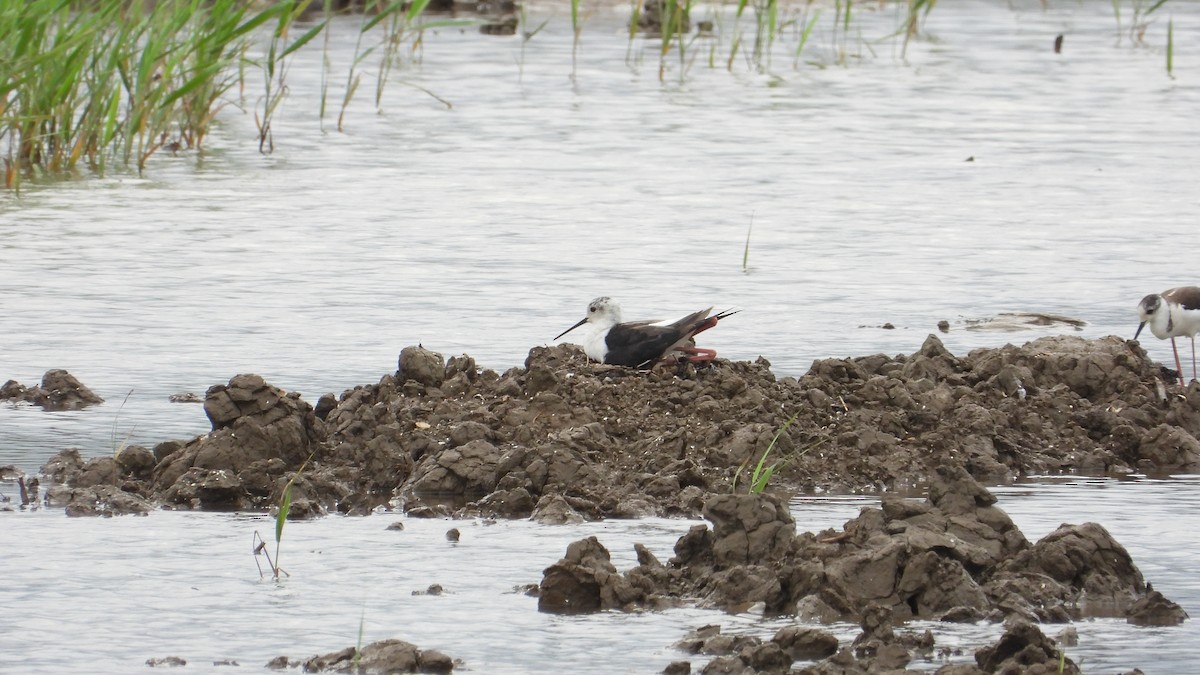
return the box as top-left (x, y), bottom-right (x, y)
top-left (1135, 286), bottom-right (1200, 386)
top-left (554, 297), bottom-right (738, 368)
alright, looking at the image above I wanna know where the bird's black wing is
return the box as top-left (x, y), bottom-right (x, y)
top-left (1163, 287), bottom-right (1200, 312)
top-left (604, 323), bottom-right (686, 368)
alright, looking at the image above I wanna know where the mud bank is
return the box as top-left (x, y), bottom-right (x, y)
top-left (19, 333), bottom-right (1200, 520)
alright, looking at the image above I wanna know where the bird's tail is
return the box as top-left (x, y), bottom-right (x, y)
top-left (692, 308), bottom-right (740, 336)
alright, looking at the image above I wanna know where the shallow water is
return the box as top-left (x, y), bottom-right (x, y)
top-left (1, 476), bottom-right (1196, 673)
top-left (2, 1), bottom-right (1199, 671)
top-left (3, 0), bottom-right (1199, 467)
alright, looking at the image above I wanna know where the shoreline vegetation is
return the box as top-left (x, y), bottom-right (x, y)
top-left (0, 0), bottom-right (1178, 190)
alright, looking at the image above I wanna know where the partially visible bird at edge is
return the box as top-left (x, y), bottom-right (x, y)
top-left (1135, 286), bottom-right (1200, 386)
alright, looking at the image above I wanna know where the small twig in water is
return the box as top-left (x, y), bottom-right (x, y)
top-left (111, 389), bottom-right (136, 458)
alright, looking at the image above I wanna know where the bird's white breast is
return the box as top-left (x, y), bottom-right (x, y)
top-left (580, 324), bottom-right (611, 363)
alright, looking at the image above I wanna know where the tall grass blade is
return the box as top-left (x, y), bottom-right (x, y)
top-left (570, 0), bottom-right (583, 81)
top-left (353, 607), bottom-right (366, 670)
top-left (794, 11), bottom-right (820, 67)
top-left (1166, 16), bottom-right (1174, 77)
top-left (742, 214), bottom-right (753, 272)
top-left (282, 20), bottom-right (329, 59)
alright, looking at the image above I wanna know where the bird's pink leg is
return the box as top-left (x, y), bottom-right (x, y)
top-left (1171, 337), bottom-right (1186, 386)
top-left (680, 346), bottom-right (717, 363)
top-left (1192, 335), bottom-right (1197, 384)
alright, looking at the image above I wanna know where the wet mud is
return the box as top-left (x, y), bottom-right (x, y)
top-left (7, 333), bottom-right (1196, 671)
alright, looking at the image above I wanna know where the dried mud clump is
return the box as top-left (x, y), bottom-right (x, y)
top-left (152, 374), bottom-right (322, 512)
top-left (2, 369), bottom-right (104, 410)
top-left (270, 638), bottom-right (455, 673)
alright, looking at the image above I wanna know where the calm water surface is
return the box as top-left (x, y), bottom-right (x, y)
top-left (2, 1), bottom-right (1198, 671)
top-left (2, 1), bottom-right (1199, 465)
top-left (0, 477), bottom-right (1196, 673)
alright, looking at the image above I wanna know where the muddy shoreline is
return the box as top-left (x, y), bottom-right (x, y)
top-left (3, 333), bottom-right (1195, 672)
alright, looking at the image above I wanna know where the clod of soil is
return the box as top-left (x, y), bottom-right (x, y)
top-left (1, 369), bottom-right (104, 410)
top-left (269, 637), bottom-right (454, 673)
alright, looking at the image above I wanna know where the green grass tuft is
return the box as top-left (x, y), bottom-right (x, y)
top-left (732, 412), bottom-right (823, 494)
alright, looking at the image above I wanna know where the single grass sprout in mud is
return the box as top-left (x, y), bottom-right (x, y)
top-left (352, 607), bottom-right (366, 671)
top-left (253, 453), bottom-right (314, 580)
top-left (732, 412), bottom-right (822, 493)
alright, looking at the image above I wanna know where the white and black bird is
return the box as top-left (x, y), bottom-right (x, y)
top-left (1135, 286), bottom-right (1200, 385)
top-left (554, 297), bottom-right (738, 368)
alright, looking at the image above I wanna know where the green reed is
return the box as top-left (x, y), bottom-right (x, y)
top-left (833, 0), bottom-right (852, 65)
top-left (253, 452), bottom-right (313, 580)
top-left (742, 213), bottom-right (753, 273)
top-left (899, 0), bottom-right (937, 59)
top-left (571, 0), bottom-right (583, 81)
top-left (1112, 0), bottom-right (1171, 45)
top-left (324, 0), bottom-right (459, 129)
top-left (1, 0), bottom-right (286, 188)
top-left (743, 0), bottom-right (779, 70)
top-left (255, 1), bottom-right (327, 153)
top-left (791, 9), bottom-right (821, 68)
top-left (377, 0), bottom-right (418, 105)
top-left (657, 0), bottom-right (696, 81)
top-left (518, 7), bottom-right (551, 84)
top-left (1166, 16), bottom-right (1173, 77)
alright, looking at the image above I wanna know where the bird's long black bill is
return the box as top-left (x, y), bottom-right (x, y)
top-left (554, 317), bottom-right (588, 341)
top-left (1134, 321), bottom-right (1146, 340)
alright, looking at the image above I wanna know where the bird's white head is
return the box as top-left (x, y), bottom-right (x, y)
top-left (554, 296), bottom-right (624, 341)
top-left (1134, 293), bottom-right (1164, 340)
top-left (1138, 294), bottom-right (1162, 321)
top-left (584, 296), bottom-right (623, 327)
